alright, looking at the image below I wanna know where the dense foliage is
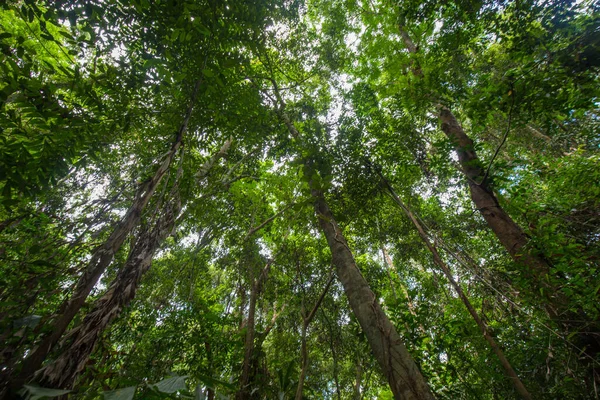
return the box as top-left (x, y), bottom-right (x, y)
top-left (0, 0), bottom-right (599, 399)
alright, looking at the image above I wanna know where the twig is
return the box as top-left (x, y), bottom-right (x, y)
top-left (479, 91), bottom-right (516, 185)
top-left (243, 203), bottom-right (294, 241)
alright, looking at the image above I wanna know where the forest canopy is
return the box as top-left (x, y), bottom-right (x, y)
top-left (0, 0), bottom-right (599, 399)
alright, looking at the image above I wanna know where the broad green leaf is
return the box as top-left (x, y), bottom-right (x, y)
top-left (152, 375), bottom-right (188, 394)
top-left (21, 385), bottom-right (71, 400)
top-left (104, 386), bottom-right (136, 400)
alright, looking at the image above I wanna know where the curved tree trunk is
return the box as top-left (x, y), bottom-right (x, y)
top-left (312, 188), bottom-right (434, 400)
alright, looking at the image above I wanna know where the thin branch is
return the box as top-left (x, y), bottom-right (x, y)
top-left (243, 203), bottom-right (294, 241)
top-left (479, 92), bottom-right (515, 185)
top-left (221, 147), bottom-right (260, 184)
top-left (305, 272), bottom-right (335, 326)
top-left (374, 165), bottom-right (532, 400)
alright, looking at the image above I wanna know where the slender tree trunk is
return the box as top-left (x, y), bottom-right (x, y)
top-left (312, 188), bottom-right (434, 400)
top-left (380, 173), bottom-right (532, 400)
top-left (296, 325), bottom-right (309, 400)
top-left (238, 281), bottom-right (258, 399)
top-left (295, 275), bottom-right (333, 400)
top-left (237, 261), bottom-right (271, 400)
top-left (205, 341), bottom-right (215, 400)
top-left (321, 309), bottom-right (341, 400)
top-left (354, 355), bottom-right (362, 400)
top-left (380, 245), bottom-right (398, 301)
top-left (9, 82), bottom-right (201, 392)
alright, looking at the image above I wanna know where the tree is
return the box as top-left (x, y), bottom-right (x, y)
top-left (1, 0), bottom-right (599, 399)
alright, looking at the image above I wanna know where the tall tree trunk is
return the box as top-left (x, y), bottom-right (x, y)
top-left (265, 72), bottom-right (431, 399)
top-left (9, 82), bottom-right (201, 391)
top-left (267, 76), bottom-right (432, 399)
top-left (312, 188), bottom-right (434, 400)
top-left (396, 28), bottom-right (554, 290)
top-left (437, 108), bottom-right (551, 280)
top-left (295, 274), bottom-right (333, 400)
top-left (379, 172), bottom-right (532, 400)
top-left (29, 137), bottom-right (230, 390)
top-left (237, 261), bottom-right (271, 400)
top-left (36, 196), bottom-right (180, 389)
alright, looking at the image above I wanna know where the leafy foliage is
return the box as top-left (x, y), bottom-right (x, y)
top-left (1, 0), bottom-right (599, 399)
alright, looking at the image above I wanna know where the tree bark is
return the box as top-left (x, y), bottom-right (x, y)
top-left (312, 189), bottom-right (434, 400)
top-left (30, 135), bottom-right (229, 390)
top-left (237, 261), bottom-right (271, 400)
top-left (396, 27), bottom-right (558, 306)
top-left (437, 108), bottom-right (550, 279)
top-left (9, 82), bottom-right (201, 391)
top-left (268, 71), bottom-right (432, 399)
top-left (380, 173), bottom-right (532, 400)
top-left (36, 195), bottom-right (180, 389)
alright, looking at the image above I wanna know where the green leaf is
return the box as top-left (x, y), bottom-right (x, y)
top-left (152, 375), bottom-right (188, 394)
top-left (58, 30), bottom-right (75, 41)
top-left (40, 33), bottom-right (55, 42)
top-left (20, 385), bottom-right (71, 400)
top-left (143, 59), bottom-right (162, 69)
top-left (104, 386), bottom-right (136, 400)
top-left (196, 374), bottom-right (235, 391)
